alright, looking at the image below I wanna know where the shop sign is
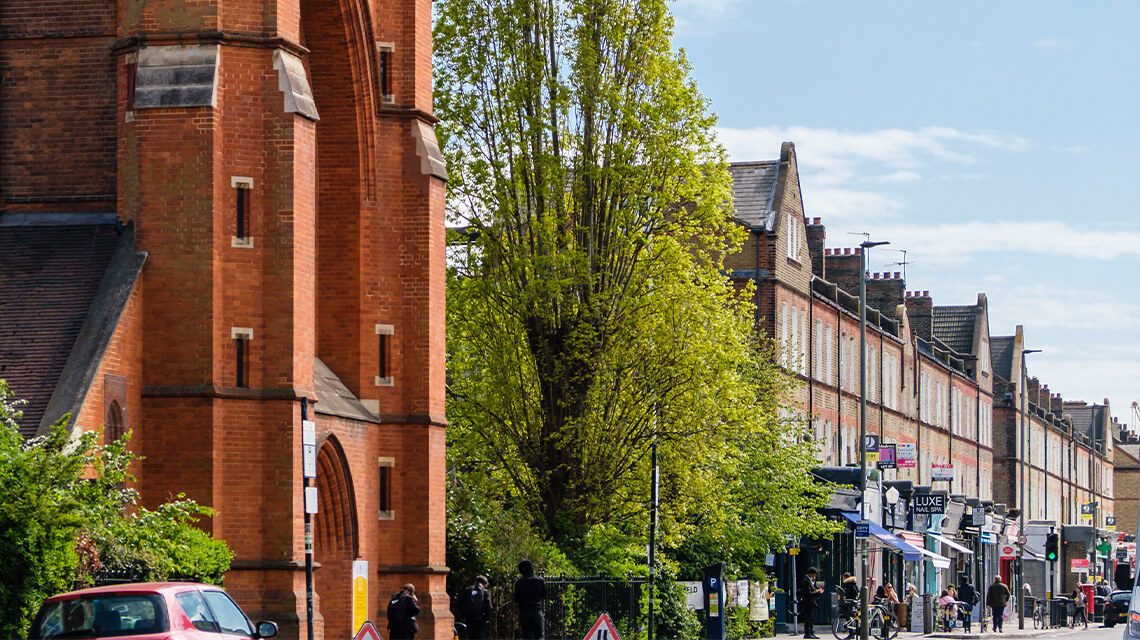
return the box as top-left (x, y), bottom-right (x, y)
top-left (912, 493), bottom-right (946, 515)
top-left (1071, 558), bottom-right (1089, 572)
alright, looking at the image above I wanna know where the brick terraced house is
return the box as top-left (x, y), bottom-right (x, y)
top-left (727, 142), bottom-right (1120, 618)
top-left (0, 0), bottom-right (448, 638)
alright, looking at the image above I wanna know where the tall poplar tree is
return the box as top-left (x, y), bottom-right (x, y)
top-left (436, 0), bottom-right (834, 553)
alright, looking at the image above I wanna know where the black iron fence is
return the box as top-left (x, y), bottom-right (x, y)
top-left (543, 576), bottom-right (647, 640)
top-left (472, 575), bottom-right (647, 640)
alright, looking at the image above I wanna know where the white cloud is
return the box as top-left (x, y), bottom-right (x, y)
top-left (1034, 37), bottom-right (1074, 50)
top-left (716, 124), bottom-right (1031, 221)
top-left (672, 0), bottom-right (742, 36)
top-left (866, 220), bottom-right (1140, 266)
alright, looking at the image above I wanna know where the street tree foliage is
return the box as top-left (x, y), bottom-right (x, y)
top-left (0, 381), bottom-right (232, 636)
top-left (436, 0), bottom-right (837, 566)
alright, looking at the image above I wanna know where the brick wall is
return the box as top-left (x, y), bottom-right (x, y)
top-left (1, 0), bottom-right (117, 211)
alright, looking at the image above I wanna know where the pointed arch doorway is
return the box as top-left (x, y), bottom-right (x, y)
top-left (314, 435), bottom-right (360, 640)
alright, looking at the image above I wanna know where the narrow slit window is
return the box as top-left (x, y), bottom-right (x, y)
top-left (377, 43), bottom-right (394, 103)
top-left (236, 185), bottom-right (250, 238)
top-left (375, 324), bottom-right (394, 386)
top-left (378, 457), bottom-right (395, 519)
top-left (231, 177), bottom-right (254, 247)
top-left (232, 328), bottom-right (253, 387)
top-left (235, 337), bottom-right (247, 387)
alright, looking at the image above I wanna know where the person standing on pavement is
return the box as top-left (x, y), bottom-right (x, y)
top-left (957, 576), bottom-right (978, 633)
top-left (986, 576), bottom-right (1010, 633)
top-left (460, 575), bottom-right (493, 640)
top-left (799, 567), bottom-right (824, 639)
top-left (514, 560), bottom-right (546, 640)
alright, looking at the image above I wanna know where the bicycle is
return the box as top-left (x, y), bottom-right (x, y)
top-left (832, 599), bottom-right (899, 640)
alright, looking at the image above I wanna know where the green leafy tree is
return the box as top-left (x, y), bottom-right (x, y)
top-left (436, 0), bottom-right (836, 567)
top-left (0, 381), bottom-right (232, 636)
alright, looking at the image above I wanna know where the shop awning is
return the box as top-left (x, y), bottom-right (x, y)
top-left (841, 513), bottom-right (922, 561)
top-left (928, 532), bottom-right (974, 556)
top-left (897, 531), bottom-right (953, 569)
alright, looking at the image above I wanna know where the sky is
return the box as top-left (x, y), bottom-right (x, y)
top-left (671, 0), bottom-right (1140, 428)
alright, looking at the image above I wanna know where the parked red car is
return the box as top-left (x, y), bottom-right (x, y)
top-left (26, 582), bottom-right (277, 639)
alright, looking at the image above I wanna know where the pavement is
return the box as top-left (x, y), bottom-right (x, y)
top-left (781, 622), bottom-right (1109, 639)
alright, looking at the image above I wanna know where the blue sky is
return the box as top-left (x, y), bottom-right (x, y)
top-left (672, 0), bottom-right (1140, 426)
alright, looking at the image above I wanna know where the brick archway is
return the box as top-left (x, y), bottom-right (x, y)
top-left (301, 0), bottom-right (381, 399)
top-left (314, 434), bottom-right (359, 640)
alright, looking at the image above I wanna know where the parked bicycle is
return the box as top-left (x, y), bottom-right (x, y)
top-left (832, 599), bottom-right (899, 640)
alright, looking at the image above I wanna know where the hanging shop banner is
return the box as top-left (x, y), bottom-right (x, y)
top-left (1071, 558), bottom-right (1089, 572)
top-left (877, 444), bottom-right (897, 470)
top-left (896, 443), bottom-right (917, 468)
top-left (1108, 516), bottom-right (1117, 530)
top-left (931, 463), bottom-right (954, 482)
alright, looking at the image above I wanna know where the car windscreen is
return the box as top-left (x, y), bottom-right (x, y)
top-left (1113, 592), bottom-right (1132, 604)
top-left (28, 593), bottom-right (168, 639)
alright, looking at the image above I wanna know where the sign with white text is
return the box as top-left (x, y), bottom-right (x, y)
top-left (912, 493), bottom-right (947, 515)
top-left (931, 463), bottom-right (954, 482)
top-left (896, 443), bottom-right (916, 468)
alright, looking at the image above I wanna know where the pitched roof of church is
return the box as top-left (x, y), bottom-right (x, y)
top-left (0, 215), bottom-right (145, 438)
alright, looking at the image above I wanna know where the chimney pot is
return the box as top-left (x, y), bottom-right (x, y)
top-left (923, 290), bottom-right (929, 297)
top-left (813, 217), bottom-right (821, 224)
top-left (894, 272), bottom-right (901, 279)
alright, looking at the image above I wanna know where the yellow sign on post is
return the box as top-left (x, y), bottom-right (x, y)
top-left (353, 560), bottom-right (369, 634)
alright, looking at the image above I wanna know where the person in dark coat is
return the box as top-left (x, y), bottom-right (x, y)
top-left (514, 560), bottom-right (546, 640)
top-left (461, 575), bottom-right (493, 640)
top-left (957, 576), bottom-right (978, 632)
top-left (986, 576), bottom-right (1010, 633)
top-left (799, 567), bottom-right (824, 639)
top-left (387, 583), bottom-right (421, 640)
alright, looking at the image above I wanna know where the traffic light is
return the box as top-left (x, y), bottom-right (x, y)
top-left (1045, 532), bottom-right (1059, 562)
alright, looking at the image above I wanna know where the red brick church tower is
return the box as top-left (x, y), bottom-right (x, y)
top-left (0, 0), bottom-right (449, 638)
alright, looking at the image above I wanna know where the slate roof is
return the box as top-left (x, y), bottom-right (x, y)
top-left (932, 305), bottom-right (977, 357)
top-left (728, 161), bottom-right (779, 228)
top-left (990, 336), bottom-right (1015, 381)
top-left (1065, 404), bottom-right (1109, 444)
top-left (314, 357), bottom-right (378, 422)
top-left (0, 216), bottom-right (125, 437)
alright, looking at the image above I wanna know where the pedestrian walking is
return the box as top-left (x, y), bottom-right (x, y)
top-left (460, 575), bottom-right (493, 640)
top-left (514, 560), bottom-right (546, 640)
top-left (986, 576), bottom-right (1010, 633)
top-left (799, 567), bottom-right (824, 639)
top-left (387, 584), bottom-right (421, 640)
top-left (957, 576), bottom-right (978, 632)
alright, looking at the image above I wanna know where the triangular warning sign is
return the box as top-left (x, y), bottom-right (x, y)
top-left (354, 620), bottom-right (383, 640)
top-left (581, 612), bottom-right (621, 640)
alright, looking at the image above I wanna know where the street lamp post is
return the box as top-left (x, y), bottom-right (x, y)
top-left (1018, 348), bottom-right (1041, 630)
top-left (859, 238), bottom-right (888, 640)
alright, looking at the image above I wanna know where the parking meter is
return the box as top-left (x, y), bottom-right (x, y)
top-left (703, 563), bottom-right (725, 640)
